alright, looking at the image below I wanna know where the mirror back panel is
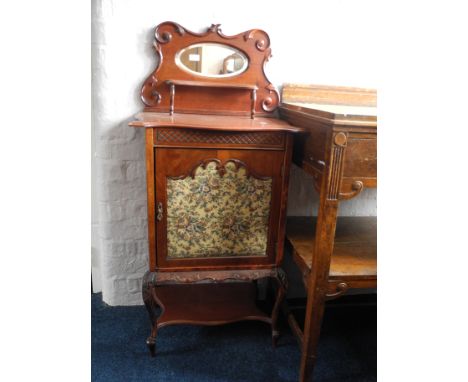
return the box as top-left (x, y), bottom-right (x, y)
top-left (140, 22), bottom-right (280, 116)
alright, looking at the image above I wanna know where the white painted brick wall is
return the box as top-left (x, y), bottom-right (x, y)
top-left (91, 0), bottom-right (377, 305)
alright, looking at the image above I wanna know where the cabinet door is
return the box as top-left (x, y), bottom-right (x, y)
top-left (155, 148), bottom-right (284, 269)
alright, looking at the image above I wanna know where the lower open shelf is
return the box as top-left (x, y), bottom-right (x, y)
top-left (286, 216), bottom-right (377, 284)
top-left (154, 282), bottom-right (271, 328)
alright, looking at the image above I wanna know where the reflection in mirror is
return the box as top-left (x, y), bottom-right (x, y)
top-left (175, 43), bottom-right (248, 78)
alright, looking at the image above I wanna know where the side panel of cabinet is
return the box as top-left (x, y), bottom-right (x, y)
top-left (154, 148), bottom-right (285, 270)
top-left (145, 128), bottom-right (157, 270)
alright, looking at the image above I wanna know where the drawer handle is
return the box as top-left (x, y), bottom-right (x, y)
top-left (157, 202), bottom-right (163, 221)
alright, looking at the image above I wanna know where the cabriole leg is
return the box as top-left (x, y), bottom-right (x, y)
top-left (271, 268), bottom-right (288, 347)
top-left (142, 271), bottom-right (162, 357)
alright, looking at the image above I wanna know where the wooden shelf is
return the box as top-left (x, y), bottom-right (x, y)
top-left (166, 79), bottom-right (258, 90)
top-left (154, 283), bottom-right (271, 328)
top-left (286, 217), bottom-right (377, 283)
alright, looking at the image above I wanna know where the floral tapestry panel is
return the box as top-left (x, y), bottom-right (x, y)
top-left (166, 161), bottom-right (272, 258)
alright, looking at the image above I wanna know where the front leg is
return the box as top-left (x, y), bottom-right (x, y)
top-left (271, 268), bottom-right (288, 347)
top-left (142, 271), bottom-right (162, 357)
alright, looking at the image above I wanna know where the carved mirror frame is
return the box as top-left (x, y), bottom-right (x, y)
top-left (140, 22), bottom-right (280, 117)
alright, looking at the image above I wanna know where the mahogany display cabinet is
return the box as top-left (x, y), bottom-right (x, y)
top-left (129, 22), bottom-right (302, 358)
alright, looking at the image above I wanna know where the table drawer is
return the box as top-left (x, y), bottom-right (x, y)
top-left (343, 136), bottom-right (377, 179)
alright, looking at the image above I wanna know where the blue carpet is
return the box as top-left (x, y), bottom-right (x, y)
top-left (92, 293), bottom-right (376, 382)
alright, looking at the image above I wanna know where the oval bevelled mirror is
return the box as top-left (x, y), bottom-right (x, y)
top-left (175, 43), bottom-right (248, 78)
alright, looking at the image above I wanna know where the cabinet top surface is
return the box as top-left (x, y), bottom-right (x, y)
top-left (280, 84), bottom-right (377, 128)
top-left (129, 112), bottom-right (304, 133)
top-left (280, 102), bottom-right (377, 127)
top-left (283, 102), bottom-right (376, 117)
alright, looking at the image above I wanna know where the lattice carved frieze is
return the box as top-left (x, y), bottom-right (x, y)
top-left (156, 128), bottom-right (285, 147)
